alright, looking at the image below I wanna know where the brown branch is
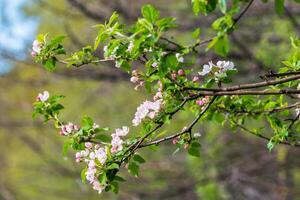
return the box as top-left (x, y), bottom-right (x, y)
top-left (189, 89), bottom-right (300, 97)
top-left (234, 122), bottom-right (300, 147)
top-left (185, 73), bottom-right (300, 92)
top-left (216, 102), bottom-right (300, 116)
top-left (139, 96), bottom-right (217, 148)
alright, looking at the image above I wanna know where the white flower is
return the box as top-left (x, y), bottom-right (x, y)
top-left (115, 126), bottom-right (129, 137)
top-left (127, 41), bottom-right (134, 52)
top-left (92, 180), bottom-right (105, 194)
top-left (176, 53), bottom-right (184, 63)
top-left (198, 62), bottom-right (213, 76)
top-left (132, 99), bottom-right (163, 126)
top-left (153, 91), bottom-right (162, 101)
top-left (152, 62), bottom-right (158, 68)
top-left (36, 91), bottom-right (49, 102)
top-left (111, 136), bottom-right (123, 153)
top-left (216, 61), bottom-right (235, 71)
top-left (95, 148), bottom-right (107, 164)
top-left (32, 40), bottom-right (42, 54)
top-left (93, 123), bottom-right (99, 129)
top-left (130, 76), bottom-right (139, 83)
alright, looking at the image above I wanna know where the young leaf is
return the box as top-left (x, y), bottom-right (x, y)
top-left (43, 57), bottom-right (56, 71)
top-left (133, 154), bottom-right (146, 164)
top-left (81, 116), bottom-right (94, 130)
top-left (128, 161), bottom-right (139, 177)
top-left (95, 134), bottom-right (111, 143)
top-left (81, 167), bottom-right (87, 183)
top-left (142, 4), bottom-right (160, 23)
top-left (188, 141), bottom-right (201, 157)
top-left (107, 163), bottom-right (119, 170)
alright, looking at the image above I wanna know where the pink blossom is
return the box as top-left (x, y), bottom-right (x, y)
top-left (152, 62), bottom-right (158, 68)
top-left (95, 148), bottom-right (107, 164)
top-left (32, 40), bottom-right (42, 55)
top-left (60, 122), bottom-right (78, 136)
top-left (172, 138), bottom-right (178, 145)
top-left (111, 136), bottom-right (123, 153)
top-left (132, 99), bottom-right (163, 126)
top-left (115, 126), bottom-right (129, 137)
top-left (178, 69), bottom-right (185, 76)
top-left (171, 72), bottom-right (177, 80)
top-left (85, 142), bottom-right (93, 149)
top-left (92, 180), bottom-right (105, 194)
top-left (130, 76), bottom-right (139, 83)
top-left (31, 51), bottom-right (37, 57)
top-left (153, 91), bottom-right (162, 101)
top-left (196, 99), bottom-right (204, 106)
top-left (192, 76), bottom-right (199, 82)
top-left (36, 91), bottom-right (49, 102)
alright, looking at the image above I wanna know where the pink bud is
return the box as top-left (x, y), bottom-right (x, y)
top-left (130, 76), bottom-right (139, 83)
top-left (171, 72), bottom-right (177, 80)
top-left (184, 143), bottom-right (189, 149)
top-left (196, 100), bottom-right (204, 106)
top-left (177, 69), bottom-right (185, 76)
top-left (31, 51), bottom-right (37, 57)
top-left (172, 138), bottom-right (178, 145)
top-left (74, 125), bottom-right (79, 131)
top-left (192, 76), bottom-right (199, 82)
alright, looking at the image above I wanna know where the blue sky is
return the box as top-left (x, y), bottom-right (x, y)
top-left (0, 0), bottom-right (38, 74)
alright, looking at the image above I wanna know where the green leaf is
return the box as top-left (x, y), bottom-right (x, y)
top-left (120, 60), bottom-right (131, 72)
top-left (192, 0), bottom-right (201, 16)
top-left (275, 0), bottom-right (285, 14)
top-left (188, 141), bottom-right (201, 157)
top-left (156, 17), bottom-right (176, 32)
top-left (81, 167), bottom-right (87, 183)
top-left (95, 134), bottom-right (111, 143)
top-left (214, 35), bottom-right (229, 57)
top-left (43, 57), bottom-right (56, 71)
top-left (114, 176), bottom-right (126, 182)
top-left (62, 140), bottom-right (70, 156)
top-left (98, 173), bottom-right (108, 185)
top-left (133, 154), bottom-right (146, 164)
top-left (192, 28), bottom-right (201, 39)
top-left (107, 163), bottom-right (119, 170)
top-left (128, 161), bottom-right (139, 177)
top-left (81, 116), bottom-right (94, 130)
top-left (138, 18), bottom-right (153, 32)
top-left (219, 0), bottom-right (227, 14)
top-left (142, 4), bottom-right (160, 23)
top-left (48, 35), bottom-right (66, 48)
top-left (111, 181), bottom-right (119, 194)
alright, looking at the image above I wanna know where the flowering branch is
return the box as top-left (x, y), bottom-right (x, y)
top-left (31, 1), bottom-right (300, 195)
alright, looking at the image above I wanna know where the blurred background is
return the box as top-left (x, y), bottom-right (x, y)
top-left (0, 0), bottom-right (300, 199)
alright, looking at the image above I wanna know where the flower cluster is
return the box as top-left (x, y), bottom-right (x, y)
top-left (36, 91), bottom-right (49, 102)
top-left (198, 61), bottom-right (235, 77)
top-left (130, 70), bottom-right (144, 90)
top-left (132, 99), bottom-right (163, 126)
top-left (74, 126), bottom-right (129, 193)
top-left (60, 122), bottom-right (79, 136)
top-left (31, 40), bottom-right (42, 57)
top-left (75, 142), bottom-right (107, 193)
top-left (111, 126), bottom-right (129, 153)
top-left (196, 96), bottom-right (210, 108)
